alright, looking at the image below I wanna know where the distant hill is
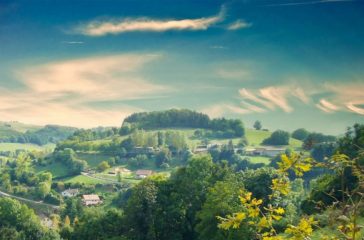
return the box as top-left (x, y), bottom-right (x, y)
top-left (122, 109), bottom-right (245, 138)
top-left (0, 122), bottom-right (77, 145)
top-left (0, 121), bottom-right (41, 137)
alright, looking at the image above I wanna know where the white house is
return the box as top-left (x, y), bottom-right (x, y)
top-left (135, 170), bottom-right (153, 179)
top-left (244, 147), bottom-right (285, 157)
top-left (61, 189), bottom-right (79, 198)
top-left (82, 194), bottom-right (102, 206)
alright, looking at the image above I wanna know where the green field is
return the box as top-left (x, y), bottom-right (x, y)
top-left (243, 155), bottom-right (271, 165)
top-left (63, 175), bottom-right (110, 185)
top-left (35, 161), bottom-right (70, 178)
top-left (0, 143), bottom-right (55, 152)
top-left (77, 153), bottom-right (115, 167)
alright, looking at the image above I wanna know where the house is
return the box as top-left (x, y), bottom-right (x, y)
top-left (61, 189), bottom-right (79, 198)
top-left (194, 145), bottom-right (208, 154)
top-left (82, 194), bottom-right (102, 206)
top-left (244, 147), bottom-right (285, 157)
top-left (135, 170), bottom-right (153, 179)
top-left (132, 147), bottom-right (155, 155)
top-left (263, 147), bottom-right (286, 157)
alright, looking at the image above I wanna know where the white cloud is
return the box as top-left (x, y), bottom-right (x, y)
top-left (346, 103), bottom-right (364, 115)
top-left (259, 86), bottom-right (293, 112)
top-left (240, 100), bottom-right (267, 113)
top-left (239, 85), bottom-right (312, 113)
top-left (227, 19), bottom-right (251, 30)
top-left (74, 7), bottom-right (225, 36)
top-left (264, 0), bottom-right (355, 7)
top-left (237, 81), bottom-right (364, 116)
top-left (62, 41), bottom-right (84, 44)
top-left (0, 54), bottom-right (169, 127)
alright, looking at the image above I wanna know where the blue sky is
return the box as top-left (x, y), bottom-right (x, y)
top-left (0, 0), bottom-right (363, 134)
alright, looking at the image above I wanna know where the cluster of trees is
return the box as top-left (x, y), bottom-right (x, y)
top-left (261, 128), bottom-right (336, 147)
top-left (0, 153), bottom-right (60, 203)
top-left (0, 198), bottom-right (60, 239)
top-left (0, 125), bottom-right (76, 145)
top-left (53, 149), bottom-right (87, 175)
top-left (123, 109), bottom-right (245, 137)
top-left (262, 130), bottom-right (290, 145)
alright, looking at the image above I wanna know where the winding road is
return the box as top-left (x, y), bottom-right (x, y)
top-left (0, 189), bottom-right (60, 209)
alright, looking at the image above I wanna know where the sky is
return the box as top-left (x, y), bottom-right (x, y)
top-left (0, 0), bottom-right (363, 134)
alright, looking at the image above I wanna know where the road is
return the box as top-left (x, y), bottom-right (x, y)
top-left (0, 189), bottom-right (60, 209)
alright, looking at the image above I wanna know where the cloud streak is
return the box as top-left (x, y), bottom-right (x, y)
top-left (265, 0), bottom-right (355, 7)
top-left (236, 81), bottom-right (364, 116)
top-left (0, 54), bottom-right (169, 127)
top-left (74, 7), bottom-right (225, 36)
top-left (227, 19), bottom-right (251, 30)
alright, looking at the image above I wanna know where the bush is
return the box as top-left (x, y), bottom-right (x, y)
top-left (262, 130), bottom-right (290, 145)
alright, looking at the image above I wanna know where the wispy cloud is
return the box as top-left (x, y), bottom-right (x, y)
top-left (316, 99), bottom-right (340, 113)
top-left (0, 54), bottom-right (169, 127)
top-left (237, 81), bottom-right (364, 116)
top-left (239, 85), bottom-right (312, 113)
top-left (73, 7), bottom-right (226, 36)
top-left (227, 19), bottom-right (251, 30)
top-left (210, 45), bottom-right (228, 49)
top-left (265, 0), bottom-right (355, 7)
top-left (323, 82), bottom-right (364, 115)
top-left (62, 41), bottom-right (84, 44)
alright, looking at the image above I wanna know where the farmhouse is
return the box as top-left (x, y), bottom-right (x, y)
top-left (245, 147), bottom-right (285, 157)
top-left (135, 170), bottom-right (153, 179)
top-left (194, 145), bottom-right (208, 153)
top-left (61, 188), bottom-right (79, 198)
top-left (82, 194), bottom-right (102, 206)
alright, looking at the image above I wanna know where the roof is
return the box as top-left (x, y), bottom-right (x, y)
top-left (136, 170), bottom-right (153, 176)
top-left (82, 194), bottom-right (100, 201)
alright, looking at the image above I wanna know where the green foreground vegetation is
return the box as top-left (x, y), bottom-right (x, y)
top-left (0, 109), bottom-right (362, 240)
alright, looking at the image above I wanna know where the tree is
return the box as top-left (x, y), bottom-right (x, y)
top-left (302, 132), bottom-right (336, 150)
top-left (0, 198), bottom-right (60, 239)
top-left (155, 148), bottom-right (172, 167)
top-left (262, 130), bottom-right (290, 145)
top-left (253, 120), bottom-right (262, 130)
top-left (291, 128), bottom-right (310, 141)
top-left (36, 181), bottom-right (51, 199)
top-left (196, 177), bottom-right (254, 240)
top-left (124, 178), bottom-right (161, 240)
top-left (97, 161), bottom-right (110, 172)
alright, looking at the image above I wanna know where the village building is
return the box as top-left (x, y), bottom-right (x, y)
top-left (135, 170), bottom-right (153, 179)
top-left (61, 188), bottom-right (79, 198)
top-left (244, 146), bottom-right (286, 157)
top-left (82, 194), bottom-right (102, 206)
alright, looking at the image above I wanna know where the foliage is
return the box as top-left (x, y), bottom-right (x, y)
top-left (97, 161), bottom-right (111, 172)
top-left (123, 109), bottom-right (245, 137)
top-left (0, 198), bottom-right (60, 239)
top-left (291, 129), bottom-right (310, 141)
top-left (303, 133), bottom-right (336, 150)
top-left (262, 130), bottom-right (290, 146)
top-left (254, 120), bottom-right (263, 130)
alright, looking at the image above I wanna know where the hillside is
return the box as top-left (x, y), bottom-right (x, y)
top-left (0, 123), bottom-right (77, 146)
